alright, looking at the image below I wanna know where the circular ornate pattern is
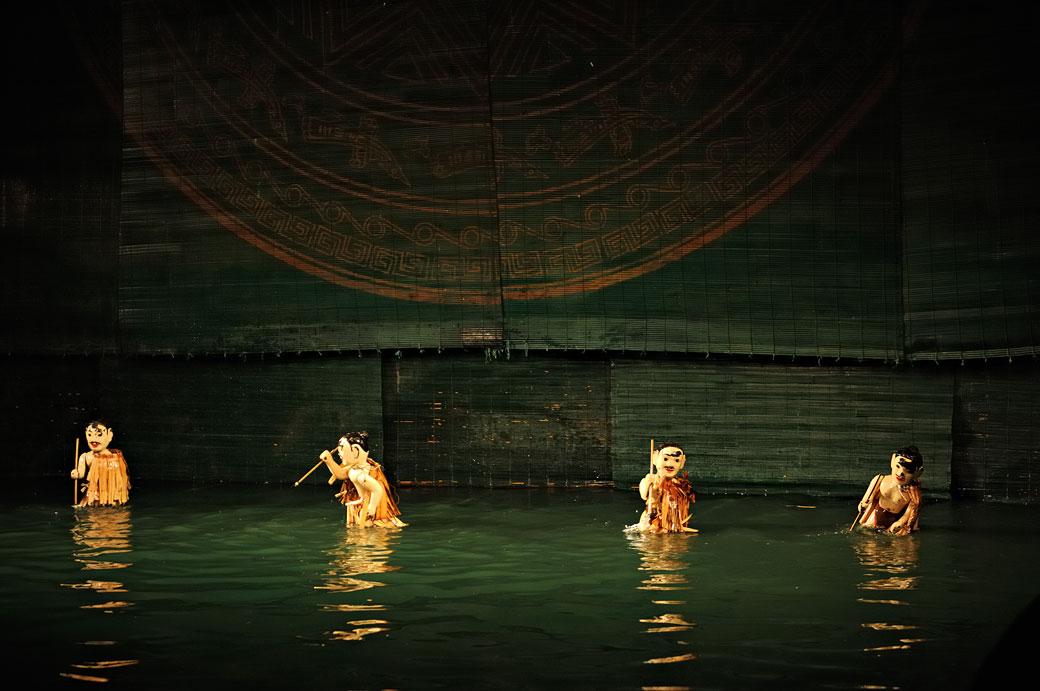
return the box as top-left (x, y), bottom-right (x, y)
top-left (118, 0), bottom-right (920, 304)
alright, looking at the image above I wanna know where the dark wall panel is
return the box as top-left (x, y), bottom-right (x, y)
top-left (0, 356), bottom-right (101, 480)
top-left (109, 0), bottom-right (913, 359)
top-left (117, 0), bottom-right (504, 354)
top-left (611, 359), bottom-right (952, 495)
top-left (1, 3), bottom-right (121, 355)
top-left (901, 5), bottom-right (1040, 360)
top-left (953, 364), bottom-right (1040, 503)
top-left (382, 354), bottom-right (610, 487)
top-left (103, 355), bottom-right (382, 484)
top-left (6, 350), bottom-right (1040, 506)
top-left (499, 2), bottom-right (906, 358)
top-left (504, 112), bottom-right (903, 359)
top-left (7, 1), bottom-right (1040, 363)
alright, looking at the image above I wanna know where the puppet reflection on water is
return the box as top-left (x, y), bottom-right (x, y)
top-left (63, 506), bottom-right (134, 603)
top-left (58, 508), bottom-right (139, 683)
top-left (852, 530), bottom-right (925, 654)
top-left (635, 442), bottom-right (697, 533)
top-left (854, 446), bottom-right (924, 536)
top-left (70, 421), bottom-right (130, 507)
top-left (316, 528), bottom-right (401, 641)
top-left (627, 530), bottom-right (697, 669)
top-left (319, 431), bottom-right (406, 528)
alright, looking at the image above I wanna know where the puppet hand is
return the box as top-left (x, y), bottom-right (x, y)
top-left (888, 523), bottom-right (909, 536)
top-left (70, 469), bottom-right (81, 479)
top-left (320, 450), bottom-right (334, 462)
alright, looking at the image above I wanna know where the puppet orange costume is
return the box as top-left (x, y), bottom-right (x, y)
top-left (638, 442), bottom-right (697, 533)
top-left (856, 445), bottom-right (924, 536)
top-left (71, 421), bottom-right (130, 507)
top-left (337, 462), bottom-right (404, 527)
top-left (320, 431), bottom-right (406, 528)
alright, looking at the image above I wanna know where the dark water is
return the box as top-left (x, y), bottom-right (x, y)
top-left (1, 486), bottom-right (1037, 690)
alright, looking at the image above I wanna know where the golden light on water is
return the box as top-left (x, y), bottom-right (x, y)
top-left (78, 561), bottom-right (132, 571)
top-left (641, 613), bottom-right (696, 634)
top-left (639, 573), bottom-right (690, 590)
top-left (644, 653), bottom-right (696, 664)
top-left (59, 672), bottom-right (108, 683)
top-left (71, 661), bottom-right (140, 670)
top-left (321, 529), bottom-right (400, 641)
top-left (862, 623), bottom-right (917, 631)
top-left (314, 577), bottom-right (387, 592)
top-left (61, 580), bottom-right (127, 593)
top-left (641, 614), bottom-right (695, 626)
top-left (858, 576), bottom-right (918, 591)
top-left (328, 626), bottom-right (391, 641)
top-left (645, 626), bottom-right (692, 633)
top-left (320, 603), bottom-right (387, 612)
top-left (80, 601), bottom-right (133, 610)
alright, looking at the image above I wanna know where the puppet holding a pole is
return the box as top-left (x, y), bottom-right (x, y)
top-left (70, 420), bottom-right (130, 507)
top-left (308, 431), bottom-right (406, 528)
top-left (637, 439), bottom-right (697, 533)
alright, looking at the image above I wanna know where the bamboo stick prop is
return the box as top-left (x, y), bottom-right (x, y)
top-left (73, 438), bottom-right (80, 506)
top-left (849, 473), bottom-right (883, 532)
top-left (293, 458), bottom-right (325, 487)
top-left (646, 438), bottom-right (655, 515)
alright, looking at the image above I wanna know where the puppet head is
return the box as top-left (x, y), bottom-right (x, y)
top-left (85, 420), bottom-right (114, 453)
top-left (653, 443), bottom-right (687, 478)
top-left (336, 430), bottom-right (370, 466)
top-left (890, 445), bottom-right (924, 486)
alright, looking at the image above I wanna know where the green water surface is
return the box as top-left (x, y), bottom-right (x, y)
top-left (0, 486), bottom-right (1037, 690)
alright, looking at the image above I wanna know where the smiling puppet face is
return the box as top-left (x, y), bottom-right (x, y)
top-left (890, 452), bottom-right (923, 486)
top-left (85, 422), bottom-right (114, 453)
top-left (654, 445), bottom-right (686, 478)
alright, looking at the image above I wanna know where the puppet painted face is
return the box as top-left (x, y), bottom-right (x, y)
top-left (654, 446), bottom-right (686, 478)
top-left (85, 423), bottom-right (114, 453)
top-left (890, 453), bottom-right (923, 486)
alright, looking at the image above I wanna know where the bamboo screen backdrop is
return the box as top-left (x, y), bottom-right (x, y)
top-left (2, 1), bottom-right (1038, 499)
top-left (114, 0), bottom-right (918, 358)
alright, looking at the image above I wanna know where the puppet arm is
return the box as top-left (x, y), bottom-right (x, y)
top-left (888, 485), bottom-right (922, 536)
top-left (70, 452), bottom-right (90, 480)
top-left (857, 474), bottom-right (884, 512)
top-left (351, 468), bottom-right (385, 518)
top-left (320, 450), bottom-right (350, 481)
top-left (638, 474), bottom-right (655, 501)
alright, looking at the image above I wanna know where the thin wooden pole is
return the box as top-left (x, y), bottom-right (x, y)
top-left (647, 438), bottom-right (655, 516)
top-left (293, 458), bottom-right (325, 487)
top-left (72, 438), bottom-right (80, 506)
top-left (849, 474), bottom-right (883, 532)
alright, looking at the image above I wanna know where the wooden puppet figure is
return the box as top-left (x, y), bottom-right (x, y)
top-left (856, 445), bottom-right (924, 536)
top-left (319, 431), bottom-right (406, 528)
top-left (70, 420), bottom-right (130, 507)
top-left (638, 442), bottom-right (696, 533)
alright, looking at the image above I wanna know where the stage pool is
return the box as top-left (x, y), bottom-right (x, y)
top-left (1, 486), bottom-right (1037, 690)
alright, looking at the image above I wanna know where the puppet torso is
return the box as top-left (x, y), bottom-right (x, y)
top-left (82, 449), bottom-right (130, 507)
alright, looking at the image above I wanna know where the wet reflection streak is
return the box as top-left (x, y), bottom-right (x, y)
top-left (61, 507), bottom-right (139, 682)
top-left (317, 529), bottom-right (400, 642)
top-left (627, 531), bottom-right (697, 686)
top-left (852, 535), bottom-right (926, 654)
